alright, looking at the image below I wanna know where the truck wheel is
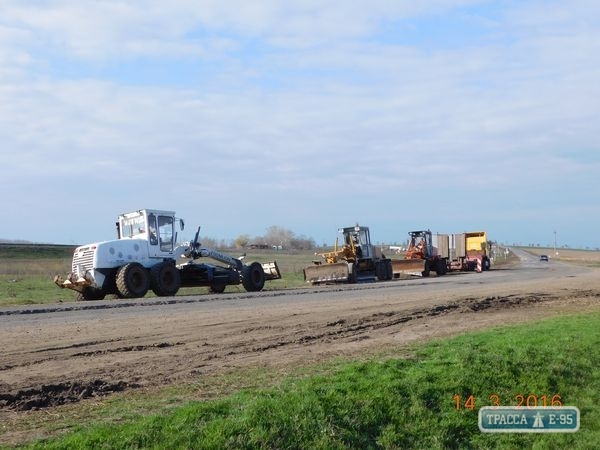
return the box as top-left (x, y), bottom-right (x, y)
top-left (435, 259), bottom-right (447, 276)
top-left (209, 283), bottom-right (226, 294)
top-left (150, 262), bottom-right (181, 297)
top-left (242, 262), bottom-right (265, 292)
top-left (116, 262), bottom-right (150, 298)
top-left (76, 287), bottom-right (105, 301)
top-left (484, 257), bottom-right (491, 270)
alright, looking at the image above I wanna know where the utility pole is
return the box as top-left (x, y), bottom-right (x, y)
top-left (554, 230), bottom-right (557, 255)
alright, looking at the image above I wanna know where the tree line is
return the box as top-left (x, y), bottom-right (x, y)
top-left (200, 225), bottom-right (317, 250)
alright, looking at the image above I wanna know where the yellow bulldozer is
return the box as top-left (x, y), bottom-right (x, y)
top-left (303, 224), bottom-right (393, 284)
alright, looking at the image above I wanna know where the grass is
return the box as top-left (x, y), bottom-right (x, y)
top-left (22, 311), bottom-right (600, 449)
top-left (0, 244), bottom-right (76, 305)
top-left (0, 275), bottom-right (75, 305)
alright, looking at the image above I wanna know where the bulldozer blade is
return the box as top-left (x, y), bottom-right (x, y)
top-left (262, 261), bottom-right (282, 280)
top-left (391, 259), bottom-right (426, 277)
top-left (303, 262), bottom-right (349, 284)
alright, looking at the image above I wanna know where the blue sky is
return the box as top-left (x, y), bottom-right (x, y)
top-left (1, 0), bottom-right (599, 249)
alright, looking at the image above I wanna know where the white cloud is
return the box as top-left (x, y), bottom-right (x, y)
top-left (0, 1), bottom-right (599, 247)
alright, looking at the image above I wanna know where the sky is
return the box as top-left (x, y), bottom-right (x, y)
top-left (1, 0), bottom-right (599, 249)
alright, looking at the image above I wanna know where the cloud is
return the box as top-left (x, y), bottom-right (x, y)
top-left (1, 1), bottom-right (599, 247)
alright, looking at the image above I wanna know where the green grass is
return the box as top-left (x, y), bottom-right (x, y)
top-left (0, 276), bottom-right (75, 305)
top-left (23, 311), bottom-right (600, 449)
top-left (0, 244), bottom-right (75, 260)
top-left (0, 245), bottom-right (76, 305)
top-left (0, 244), bottom-right (76, 305)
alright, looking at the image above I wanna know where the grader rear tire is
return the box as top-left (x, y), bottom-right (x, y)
top-left (242, 262), bottom-right (265, 292)
top-left (116, 262), bottom-right (150, 298)
top-left (150, 262), bottom-right (181, 297)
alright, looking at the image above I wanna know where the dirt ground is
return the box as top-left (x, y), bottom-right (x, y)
top-left (1, 259), bottom-right (600, 445)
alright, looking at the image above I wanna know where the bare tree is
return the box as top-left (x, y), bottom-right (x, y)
top-left (260, 226), bottom-right (316, 250)
top-left (234, 234), bottom-right (251, 249)
top-left (262, 226), bottom-right (294, 248)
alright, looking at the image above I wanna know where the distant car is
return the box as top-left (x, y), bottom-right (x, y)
top-left (539, 255), bottom-right (549, 261)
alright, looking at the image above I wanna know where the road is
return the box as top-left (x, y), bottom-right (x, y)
top-left (1, 253), bottom-right (598, 419)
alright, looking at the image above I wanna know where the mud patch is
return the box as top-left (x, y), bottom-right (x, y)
top-left (0, 379), bottom-right (138, 411)
top-left (71, 342), bottom-right (183, 357)
top-left (465, 293), bottom-right (557, 312)
top-left (247, 293), bottom-right (561, 353)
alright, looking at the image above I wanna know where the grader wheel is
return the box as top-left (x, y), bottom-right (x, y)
top-left (242, 262), bottom-right (265, 292)
top-left (76, 287), bottom-right (105, 301)
top-left (150, 262), bottom-right (181, 297)
top-left (116, 263), bottom-right (150, 298)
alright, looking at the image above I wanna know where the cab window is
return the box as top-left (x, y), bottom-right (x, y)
top-left (147, 213), bottom-right (158, 245)
top-left (158, 215), bottom-right (174, 251)
top-left (121, 215), bottom-right (146, 238)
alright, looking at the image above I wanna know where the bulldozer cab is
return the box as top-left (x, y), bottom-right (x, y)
top-left (341, 225), bottom-right (372, 260)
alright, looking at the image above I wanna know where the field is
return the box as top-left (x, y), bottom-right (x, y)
top-left (1, 244), bottom-right (600, 448)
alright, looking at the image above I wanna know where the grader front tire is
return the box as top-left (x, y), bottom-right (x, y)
top-left (242, 262), bottom-right (265, 292)
top-left (76, 287), bottom-right (105, 301)
top-left (116, 263), bottom-right (150, 298)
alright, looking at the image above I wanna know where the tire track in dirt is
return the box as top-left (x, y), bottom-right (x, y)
top-left (0, 342), bottom-right (184, 374)
top-left (235, 293), bottom-right (557, 354)
top-left (0, 284), bottom-right (597, 413)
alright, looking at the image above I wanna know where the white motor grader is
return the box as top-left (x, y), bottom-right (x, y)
top-left (54, 209), bottom-right (281, 300)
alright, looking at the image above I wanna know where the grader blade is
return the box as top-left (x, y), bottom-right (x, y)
top-left (303, 262), bottom-right (349, 284)
top-left (262, 261), bottom-right (282, 280)
top-left (391, 259), bottom-right (427, 278)
top-left (53, 273), bottom-right (89, 291)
